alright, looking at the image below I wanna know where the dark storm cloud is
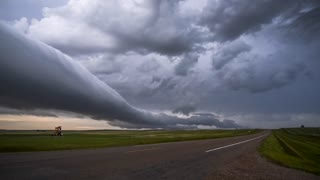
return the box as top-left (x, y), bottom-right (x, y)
top-left (174, 53), bottom-right (199, 76)
top-left (0, 107), bottom-right (58, 117)
top-left (18, 0), bottom-right (317, 59)
top-left (89, 0), bottom-right (203, 56)
top-left (80, 0), bottom-right (320, 120)
top-left (89, 60), bottom-right (122, 76)
top-left (209, 5), bottom-right (320, 94)
top-left (172, 105), bottom-right (196, 116)
top-left (192, 112), bottom-right (216, 117)
top-left (125, 77), bottom-right (179, 104)
top-left (0, 22), bottom-right (241, 129)
top-left (17, 0), bottom-right (320, 57)
top-left (137, 59), bottom-right (161, 73)
top-left (112, 30), bottom-right (194, 56)
top-left (153, 78), bottom-right (177, 93)
top-left (200, 0), bottom-right (293, 41)
top-left (108, 112), bottom-right (242, 129)
top-left (218, 53), bottom-right (306, 93)
top-left (0, 23), bottom-right (134, 122)
top-left (286, 7), bottom-right (320, 40)
top-left (2, 0), bottom-right (320, 128)
top-left (24, 0), bottom-right (204, 56)
top-left (212, 40), bottom-right (251, 70)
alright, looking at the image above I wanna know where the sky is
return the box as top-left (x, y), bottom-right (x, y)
top-left (0, 0), bottom-right (320, 130)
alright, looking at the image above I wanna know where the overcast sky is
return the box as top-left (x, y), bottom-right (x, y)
top-left (0, 0), bottom-right (320, 130)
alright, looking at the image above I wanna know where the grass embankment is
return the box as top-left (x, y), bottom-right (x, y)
top-left (0, 129), bottom-right (260, 152)
top-left (259, 128), bottom-right (320, 175)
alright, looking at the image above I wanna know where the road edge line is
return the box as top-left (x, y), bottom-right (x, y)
top-left (205, 134), bottom-right (268, 153)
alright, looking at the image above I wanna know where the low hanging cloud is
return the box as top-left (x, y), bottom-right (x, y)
top-left (172, 105), bottom-right (196, 116)
top-left (0, 22), bottom-right (241, 129)
top-left (0, 107), bottom-right (58, 118)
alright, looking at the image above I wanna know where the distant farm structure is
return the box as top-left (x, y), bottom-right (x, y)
top-left (53, 126), bottom-right (63, 136)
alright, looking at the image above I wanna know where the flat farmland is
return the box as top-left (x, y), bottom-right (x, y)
top-left (0, 129), bottom-right (260, 152)
top-left (259, 128), bottom-right (320, 175)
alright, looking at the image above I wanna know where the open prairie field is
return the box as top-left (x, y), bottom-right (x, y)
top-left (0, 129), bottom-right (260, 152)
top-left (259, 128), bottom-right (320, 175)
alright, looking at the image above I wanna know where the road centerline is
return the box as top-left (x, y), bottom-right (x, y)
top-left (205, 134), bottom-right (267, 153)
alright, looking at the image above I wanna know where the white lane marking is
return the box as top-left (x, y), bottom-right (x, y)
top-left (126, 147), bottom-right (160, 153)
top-left (205, 134), bottom-right (267, 153)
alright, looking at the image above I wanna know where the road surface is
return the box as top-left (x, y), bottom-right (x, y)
top-left (0, 131), bottom-right (318, 180)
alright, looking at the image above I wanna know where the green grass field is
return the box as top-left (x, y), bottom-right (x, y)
top-left (259, 128), bottom-right (320, 175)
top-left (0, 129), bottom-right (260, 152)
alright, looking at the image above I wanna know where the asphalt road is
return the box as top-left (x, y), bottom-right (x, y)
top-left (0, 131), bottom-right (302, 180)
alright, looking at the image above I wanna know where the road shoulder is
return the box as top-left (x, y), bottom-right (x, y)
top-left (206, 135), bottom-right (319, 180)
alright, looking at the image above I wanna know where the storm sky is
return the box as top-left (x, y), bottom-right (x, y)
top-left (0, 0), bottom-right (320, 129)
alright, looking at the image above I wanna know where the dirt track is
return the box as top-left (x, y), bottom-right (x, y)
top-left (0, 131), bottom-right (318, 180)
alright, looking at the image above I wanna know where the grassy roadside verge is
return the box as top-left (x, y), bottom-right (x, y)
top-left (259, 128), bottom-right (320, 175)
top-left (0, 129), bottom-right (261, 152)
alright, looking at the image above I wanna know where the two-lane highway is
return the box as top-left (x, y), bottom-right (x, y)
top-left (0, 131), bottom-right (273, 180)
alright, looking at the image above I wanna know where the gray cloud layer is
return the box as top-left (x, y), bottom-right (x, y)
top-left (172, 105), bottom-right (196, 116)
top-left (174, 53), bottom-right (199, 76)
top-left (1, 0), bottom-right (320, 128)
top-left (200, 0), bottom-right (291, 41)
top-left (0, 22), bottom-right (241, 129)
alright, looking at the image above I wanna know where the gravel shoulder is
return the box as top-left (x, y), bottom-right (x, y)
top-left (207, 135), bottom-right (319, 180)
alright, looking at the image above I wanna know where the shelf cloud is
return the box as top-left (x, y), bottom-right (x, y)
top-left (0, 22), bottom-right (241, 129)
top-left (1, 0), bottom-right (320, 128)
